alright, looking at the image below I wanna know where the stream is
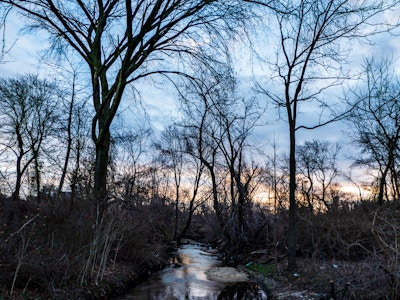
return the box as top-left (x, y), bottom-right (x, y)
top-left (117, 243), bottom-right (267, 299)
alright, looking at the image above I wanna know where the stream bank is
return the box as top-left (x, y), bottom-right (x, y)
top-left (117, 242), bottom-right (267, 299)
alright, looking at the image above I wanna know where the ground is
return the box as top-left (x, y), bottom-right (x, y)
top-left (242, 255), bottom-right (396, 299)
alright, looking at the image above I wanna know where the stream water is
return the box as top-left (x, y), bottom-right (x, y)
top-left (117, 243), bottom-right (267, 299)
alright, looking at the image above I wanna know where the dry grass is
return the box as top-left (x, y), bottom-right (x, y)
top-left (0, 195), bottom-right (175, 299)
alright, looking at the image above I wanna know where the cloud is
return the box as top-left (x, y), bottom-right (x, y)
top-left (0, 12), bottom-right (50, 76)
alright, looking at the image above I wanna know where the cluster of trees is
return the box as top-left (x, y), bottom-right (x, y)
top-left (0, 0), bottom-right (400, 271)
top-left (0, 73), bottom-right (89, 200)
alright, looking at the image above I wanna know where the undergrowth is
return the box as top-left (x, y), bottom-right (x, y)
top-left (0, 195), bottom-right (175, 299)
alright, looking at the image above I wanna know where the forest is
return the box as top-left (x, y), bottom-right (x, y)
top-left (0, 0), bottom-right (400, 299)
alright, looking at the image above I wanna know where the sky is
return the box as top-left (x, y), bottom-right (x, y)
top-left (1, 5), bottom-right (400, 196)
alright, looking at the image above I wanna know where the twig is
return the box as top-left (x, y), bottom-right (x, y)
top-left (4, 214), bottom-right (40, 243)
top-left (10, 235), bottom-right (30, 296)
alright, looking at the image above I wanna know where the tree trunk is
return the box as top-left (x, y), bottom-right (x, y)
top-left (33, 152), bottom-right (41, 203)
top-left (56, 79), bottom-right (75, 201)
top-left (13, 132), bottom-right (25, 201)
top-left (377, 169), bottom-right (388, 206)
top-left (236, 176), bottom-right (246, 231)
top-left (93, 130), bottom-right (110, 214)
top-left (287, 123), bottom-right (297, 271)
top-left (13, 176), bottom-right (21, 201)
top-left (57, 140), bottom-right (72, 200)
top-left (176, 198), bottom-right (195, 245)
top-left (13, 155), bottom-right (23, 201)
top-left (173, 184), bottom-right (180, 241)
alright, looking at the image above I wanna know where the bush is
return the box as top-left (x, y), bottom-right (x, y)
top-left (0, 195), bottom-right (176, 298)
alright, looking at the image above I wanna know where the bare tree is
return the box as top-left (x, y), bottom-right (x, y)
top-left (347, 56), bottom-right (400, 205)
top-left (174, 157), bottom-right (205, 244)
top-left (51, 62), bottom-right (90, 201)
top-left (2, 0), bottom-right (246, 212)
top-left (217, 96), bottom-right (262, 241)
top-left (155, 125), bottom-right (185, 241)
top-left (180, 71), bottom-right (226, 231)
top-left (257, 0), bottom-right (400, 270)
top-left (262, 137), bottom-right (291, 213)
top-left (297, 139), bottom-right (341, 212)
top-left (155, 124), bottom-right (207, 243)
top-left (65, 99), bottom-right (93, 202)
top-left (113, 124), bottom-right (152, 204)
top-left (0, 74), bottom-right (59, 200)
top-left (178, 60), bottom-right (263, 249)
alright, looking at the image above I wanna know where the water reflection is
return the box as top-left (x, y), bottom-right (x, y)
top-left (118, 244), bottom-right (267, 300)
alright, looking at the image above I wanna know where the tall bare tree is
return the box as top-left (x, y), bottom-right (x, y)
top-left (180, 68), bottom-right (226, 230)
top-left (257, 0), bottom-right (400, 270)
top-left (2, 0), bottom-right (246, 211)
top-left (178, 60), bottom-right (263, 250)
top-left (51, 62), bottom-right (90, 201)
top-left (347, 56), bottom-right (400, 205)
top-left (217, 96), bottom-right (262, 238)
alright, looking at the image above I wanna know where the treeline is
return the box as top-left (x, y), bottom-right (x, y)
top-left (1, 62), bottom-right (400, 228)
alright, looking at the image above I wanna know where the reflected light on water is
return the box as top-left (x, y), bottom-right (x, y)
top-left (117, 243), bottom-right (266, 300)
